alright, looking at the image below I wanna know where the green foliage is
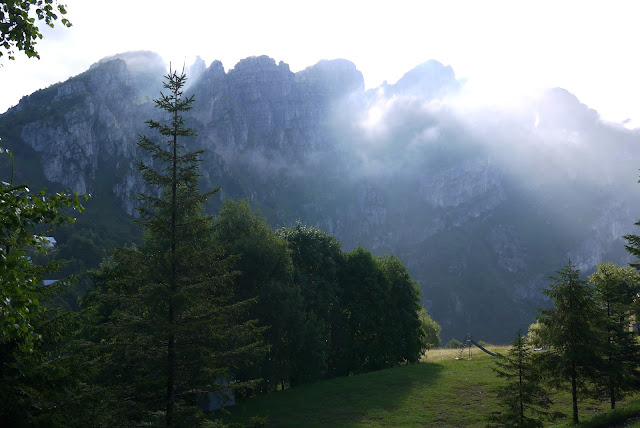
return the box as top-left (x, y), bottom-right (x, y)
top-left (82, 71), bottom-right (262, 426)
top-left (213, 198), bottom-right (301, 392)
top-left (378, 254), bottom-right (427, 363)
top-left (623, 223), bottom-right (640, 271)
top-left (588, 262), bottom-right (640, 409)
top-left (213, 212), bottom-right (429, 387)
top-left (0, 154), bottom-right (87, 351)
top-left (0, 148), bottom-right (88, 425)
top-left (276, 222), bottom-right (344, 383)
top-left (526, 321), bottom-right (546, 349)
top-left (340, 246), bottom-right (390, 374)
top-left (537, 262), bottom-right (602, 425)
top-left (445, 338), bottom-right (463, 349)
top-left (338, 248), bottom-right (427, 374)
top-left (419, 307), bottom-right (442, 349)
top-left (489, 331), bottom-right (562, 427)
top-left (0, 0), bottom-right (72, 60)
top-left (0, 297), bottom-right (90, 427)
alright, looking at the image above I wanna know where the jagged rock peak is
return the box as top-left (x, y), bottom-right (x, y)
top-left (186, 55), bottom-right (206, 83)
top-left (231, 55), bottom-right (291, 74)
top-left (199, 60), bottom-right (225, 81)
top-left (90, 51), bottom-right (166, 77)
top-left (391, 59), bottom-right (459, 98)
top-left (296, 59), bottom-right (365, 96)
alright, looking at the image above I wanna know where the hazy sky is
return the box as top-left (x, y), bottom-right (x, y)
top-left (1, 0), bottom-right (639, 125)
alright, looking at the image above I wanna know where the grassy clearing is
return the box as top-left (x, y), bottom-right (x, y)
top-left (213, 345), bottom-right (635, 427)
top-left (422, 344), bottom-right (509, 362)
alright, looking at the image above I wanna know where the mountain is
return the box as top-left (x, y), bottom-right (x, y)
top-left (2, 51), bottom-right (640, 342)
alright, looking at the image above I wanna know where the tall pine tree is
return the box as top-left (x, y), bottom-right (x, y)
top-left (589, 262), bottom-right (640, 409)
top-left (84, 70), bottom-right (261, 426)
top-left (537, 262), bottom-right (601, 425)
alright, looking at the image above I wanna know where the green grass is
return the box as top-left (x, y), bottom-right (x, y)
top-left (549, 399), bottom-right (640, 427)
top-left (212, 346), bottom-right (638, 427)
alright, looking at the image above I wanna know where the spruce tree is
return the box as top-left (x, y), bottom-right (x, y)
top-left (84, 70), bottom-right (261, 426)
top-left (489, 331), bottom-right (561, 428)
top-left (589, 262), bottom-right (640, 409)
top-left (624, 223), bottom-right (640, 270)
top-left (537, 262), bottom-right (602, 425)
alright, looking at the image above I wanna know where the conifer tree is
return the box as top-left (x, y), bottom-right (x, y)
top-left (589, 262), bottom-right (640, 409)
top-left (537, 262), bottom-right (602, 425)
top-left (624, 224), bottom-right (640, 270)
top-left (84, 70), bottom-right (261, 426)
top-left (489, 331), bottom-right (561, 428)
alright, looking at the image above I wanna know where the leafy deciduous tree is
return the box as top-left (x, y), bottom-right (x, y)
top-left (0, 148), bottom-right (88, 425)
top-left (526, 321), bottom-right (546, 349)
top-left (378, 254), bottom-right (427, 363)
top-left (418, 307), bottom-right (441, 350)
top-left (0, 147), bottom-right (86, 350)
top-left (213, 199), bottom-right (301, 391)
top-left (340, 246), bottom-right (389, 374)
top-left (276, 222), bottom-right (344, 383)
top-left (0, 0), bottom-right (72, 60)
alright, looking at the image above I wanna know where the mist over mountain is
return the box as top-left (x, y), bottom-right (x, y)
top-left (2, 50), bottom-right (639, 342)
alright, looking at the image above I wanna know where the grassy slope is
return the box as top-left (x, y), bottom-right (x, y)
top-left (214, 346), bottom-right (637, 427)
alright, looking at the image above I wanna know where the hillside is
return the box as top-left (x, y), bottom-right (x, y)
top-left (2, 51), bottom-right (640, 341)
top-left (215, 348), bottom-right (631, 427)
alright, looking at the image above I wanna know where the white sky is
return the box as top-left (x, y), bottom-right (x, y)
top-left (1, 0), bottom-right (640, 124)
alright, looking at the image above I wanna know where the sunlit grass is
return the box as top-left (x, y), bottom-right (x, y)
top-left (213, 344), bottom-right (638, 427)
top-left (422, 344), bottom-right (510, 362)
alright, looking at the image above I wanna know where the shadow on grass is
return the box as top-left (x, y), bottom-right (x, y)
top-left (214, 362), bottom-right (445, 427)
top-left (549, 399), bottom-right (640, 428)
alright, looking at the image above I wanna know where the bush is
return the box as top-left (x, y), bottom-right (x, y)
top-left (444, 338), bottom-right (463, 349)
top-left (527, 321), bottom-right (546, 348)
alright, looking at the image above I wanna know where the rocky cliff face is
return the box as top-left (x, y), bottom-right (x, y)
top-left (3, 51), bottom-right (640, 342)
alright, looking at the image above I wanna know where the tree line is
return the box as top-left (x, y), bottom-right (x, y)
top-left (0, 70), bottom-right (438, 427)
top-left (491, 258), bottom-right (640, 426)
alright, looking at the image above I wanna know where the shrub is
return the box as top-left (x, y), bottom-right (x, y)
top-left (445, 338), bottom-right (463, 349)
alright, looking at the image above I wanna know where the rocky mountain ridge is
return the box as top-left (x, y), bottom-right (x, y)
top-left (2, 51), bottom-right (640, 342)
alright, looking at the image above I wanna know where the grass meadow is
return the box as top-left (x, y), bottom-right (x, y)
top-left (213, 345), bottom-right (640, 427)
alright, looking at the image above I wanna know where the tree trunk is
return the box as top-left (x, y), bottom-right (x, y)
top-left (166, 333), bottom-right (175, 427)
top-left (166, 83), bottom-right (180, 428)
top-left (572, 362), bottom-right (578, 425)
top-left (519, 362), bottom-right (524, 424)
top-left (610, 380), bottom-right (616, 409)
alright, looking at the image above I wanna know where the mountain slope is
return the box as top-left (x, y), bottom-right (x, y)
top-left (2, 51), bottom-right (639, 342)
